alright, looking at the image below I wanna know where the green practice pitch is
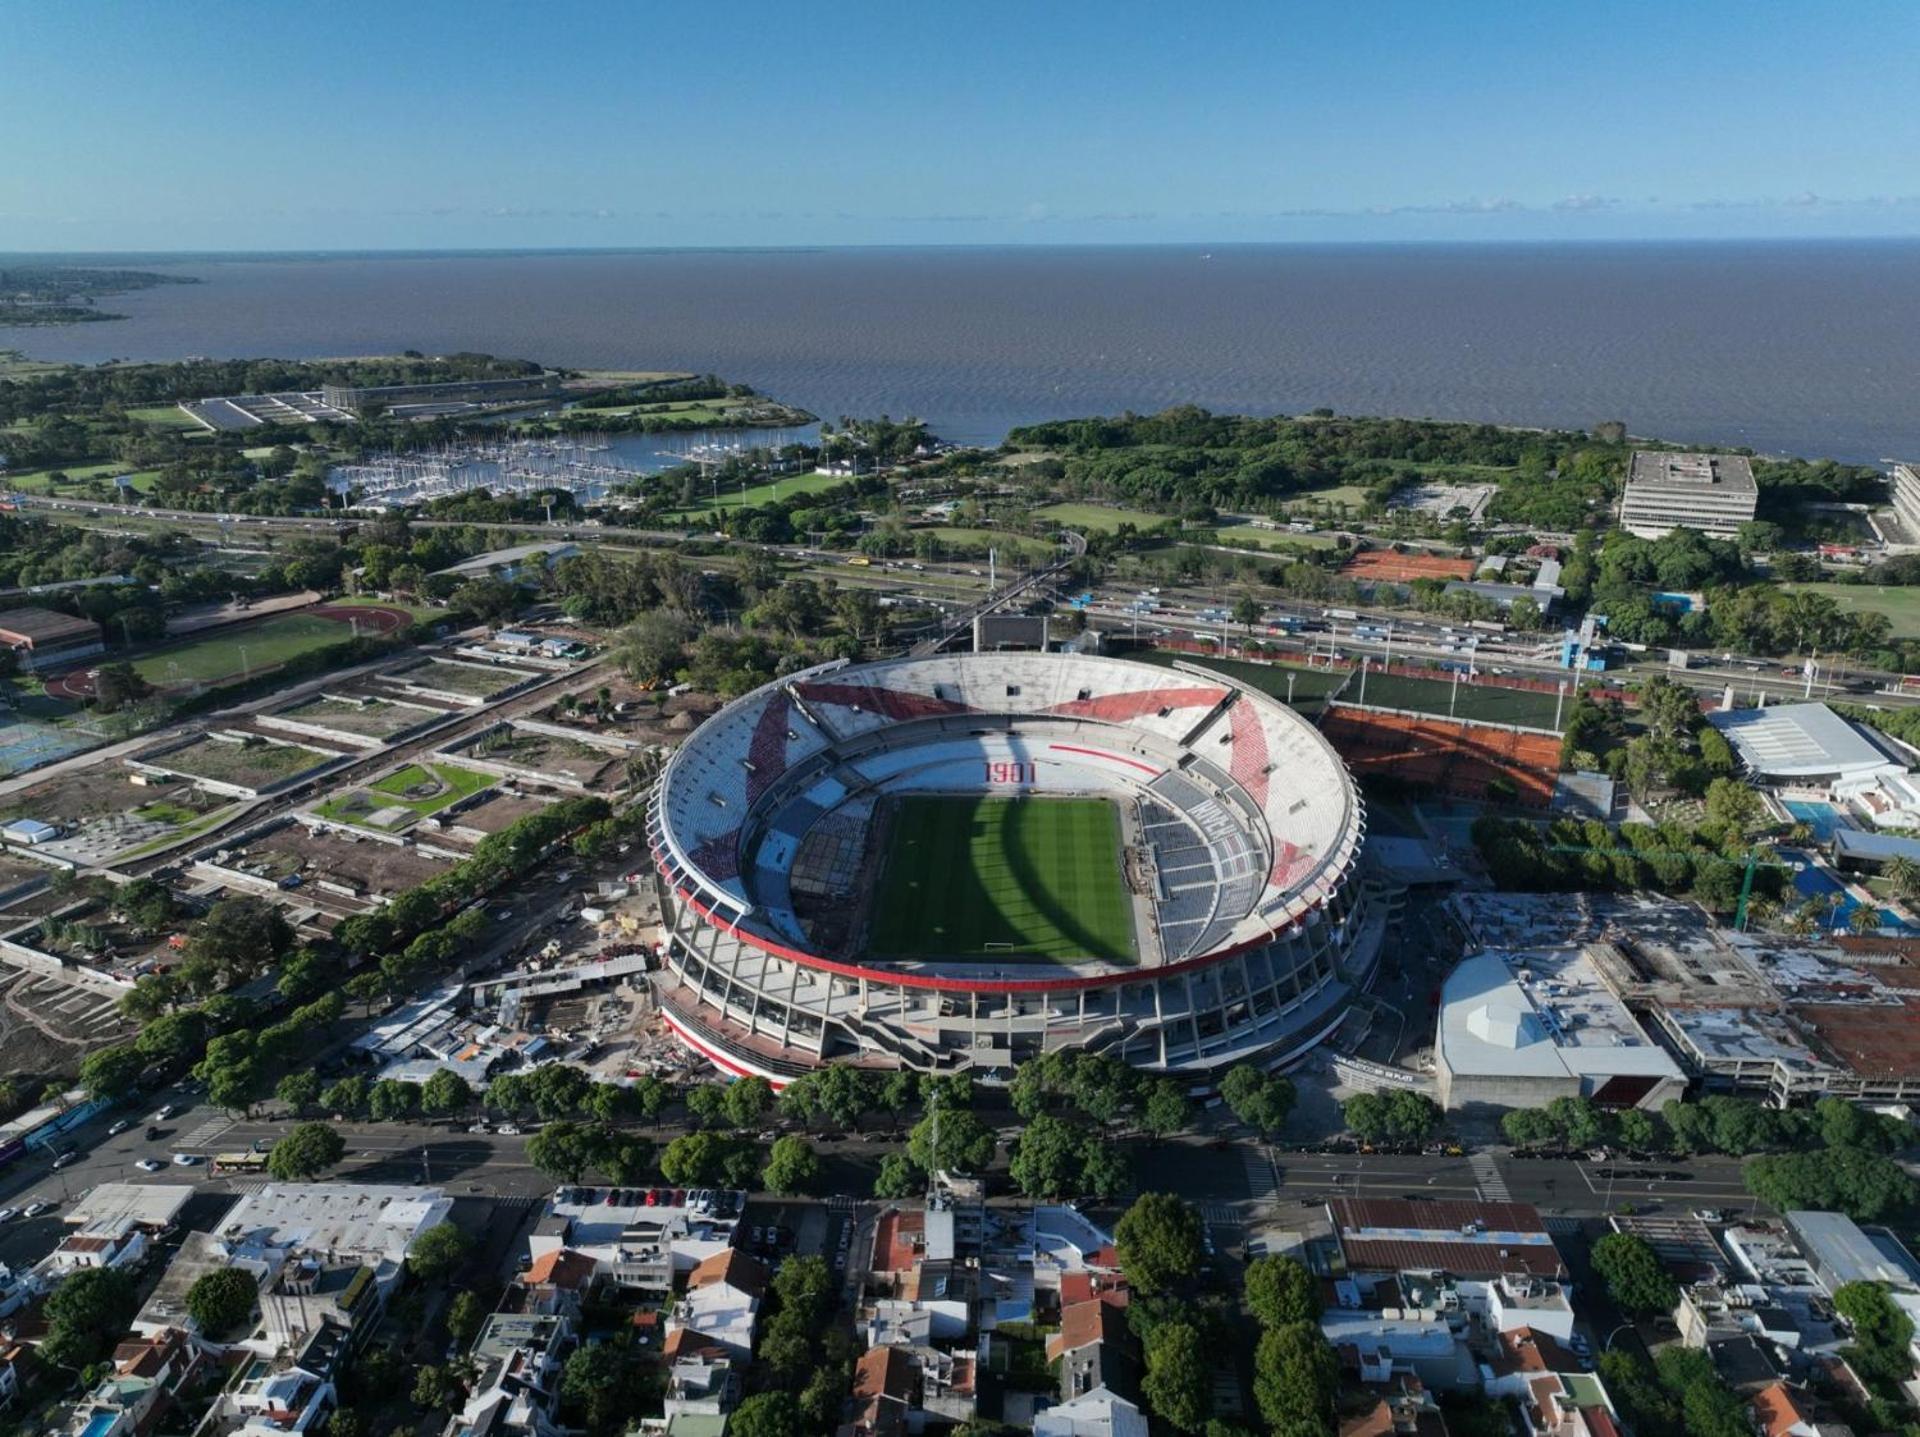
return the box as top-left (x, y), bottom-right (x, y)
top-left (868, 796), bottom-right (1136, 963)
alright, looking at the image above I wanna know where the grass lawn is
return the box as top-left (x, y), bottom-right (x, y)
top-left (125, 405), bottom-right (205, 430)
top-left (316, 761), bottom-right (492, 825)
top-left (131, 614), bottom-right (351, 687)
top-left (922, 527), bottom-right (1056, 563)
top-left (1351, 669), bottom-right (1565, 730)
top-left (1780, 582), bottom-right (1920, 638)
top-left (666, 469), bottom-right (852, 517)
top-left (5, 462), bottom-right (159, 494)
top-left (1293, 484), bottom-right (1375, 511)
top-left (1031, 502), bottom-right (1172, 533)
top-left (868, 796), bottom-right (1135, 964)
top-left (1130, 648), bottom-right (1347, 714)
top-left (156, 735), bottom-right (329, 787)
top-left (1199, 525), bottom-right (1341, 552)
top-left (569, 397), bottom-right (753, 422)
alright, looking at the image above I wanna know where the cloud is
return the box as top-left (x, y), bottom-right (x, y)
top-left (1552, 193), bottom-right (1621, 212)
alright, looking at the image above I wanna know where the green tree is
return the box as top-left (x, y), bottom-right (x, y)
top-left (1219, 1065), bottom-right (1295, 1137)
top-left (1253, 1323), bottom-right (1338, 1435)
top-left (78, 1044), bottom-right (144, 1100)
top-left (1834, 1281), bottom-right (1917, 1390)
top-left (268, 1122), bottom-right (346, 1181)
top-left (1115, 1193), bottom-right (1205, 1294)
top-left (1591, 1232), bottom-right (1679, 1315)
top-left (186, 1267), bottom-right (257, 1336)
top-left (421, 1069), bottom-right (474, 1116)
top-left (907, 1106), bottom-right (995, 1174)
top-left (187, 895), bottom-right (293, 986)
top-left (1142, 1321), bottom-right (1213, 1432)
top-left (560, 1343), bottom-right (639, 1437)
top-left (1246, 1255), bottom-right (1322, 1328)
top-left (275, 1070), bottom-right (322, 1114)
top-left (1009, 1114), bottom-right (1091, 1199)
top-left (873, 1152), bottom-right (921, 1199)
top-left (1139, 1078), bottom-right (1191, 1138)
top-left (412, 1364), bottom-right (466, 1413)
top-left (527, 1121), bottom-right (599, 1182)
top-left (762, 1136), bottom-right (821, 1196)
top-left (368, 1077), bottom-right (420, 1123)
top-left (446, 1290), bottom-right (488, 1349)
top-left (320, 1075), bottom-right (369, 1118)
top-left (40, 1267), bottom-right (138, 1372)
top-left (407, 1222), bottom-right (471, 1282)
top-left (729, 1392), bottom-right (805, 1437)
top-left (723, 1076), bottom-right (774, 1129)
top-left (1502, 1108), bottom-right (1558, 1147)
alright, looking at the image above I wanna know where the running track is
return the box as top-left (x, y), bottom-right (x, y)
top-left (45, 603), bottom-right (415, 700)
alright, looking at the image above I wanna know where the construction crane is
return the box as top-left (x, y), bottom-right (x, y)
top-left (1544, 843), bottom-right (1800, 932)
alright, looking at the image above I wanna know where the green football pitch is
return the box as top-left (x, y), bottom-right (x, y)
top-left (868, 796), bottom-right (1136, 964)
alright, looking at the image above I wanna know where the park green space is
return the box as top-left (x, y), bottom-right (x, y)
top-left (125, 405), bottom-right (204, 430)
top-left (1293, 485), bottom-right (1375, 510)
top-left (671, 470), bottom-right (853, 517)
top-left (1199, 525), bottom-right (1341, 552)
top-left (315, 762), bottom-right (492, 825)
top-left (130, 614), bottom-right (352, 687)
top-left (922, 527), bottom-right (1055, 563)
top-left (332, 594), bottom-right (444, 621)
top-left (568, 397), bottom-right (755, 422)
top-left (868, 796), bottom-right (1136, 964)
top-left (4, 462), bottom-right (159, 494)
top-left (1031, 502), bottom-right (1172, 533)
top-left (1780, 583), bottom-right (1920, 638)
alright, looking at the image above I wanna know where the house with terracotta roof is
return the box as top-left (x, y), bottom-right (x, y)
top-left (55, 1327), bottom-right (206, 1437)
top-left (1751, 1381), bottom-right (1854, 1437)
top-left (1341, 1376), bottom-right (1451, 1437)
top-left (840, 1346), bottom-right (916, 1437)
top-left (1481, 1326), bottom-right (1587, 1397)
top-left (1049, 1300), bottom-right (1137, 1404)
top-left (668, 1249), bottom-right (769, 1363)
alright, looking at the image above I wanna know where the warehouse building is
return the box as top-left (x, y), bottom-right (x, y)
top-left (1618, 451), bottom-right (1758, 540)
top-left (0, 606), bottom-right (103, 672)
top-left (1433, 948), bottom-right (1684, 1113)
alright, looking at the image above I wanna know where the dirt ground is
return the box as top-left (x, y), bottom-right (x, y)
top-left (449, 788), bottom-right (555, 835)
top-left (233, 822), bottom-right (453, 899)
top-left (0, 969), bottom-right (136, 1080)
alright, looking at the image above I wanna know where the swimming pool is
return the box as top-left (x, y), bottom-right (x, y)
top-left (1782, 798), bottom-right (1855, 843)
top-left (1787, 849), bottom-right (1912, 933)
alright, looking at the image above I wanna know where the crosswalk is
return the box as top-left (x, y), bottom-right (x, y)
top-left (1470, 1151), bottom-right (1512, 1201)
top-left (1242, 1144), bottom-right (1279, 1202)
top-left (179, 1117), bottom-right (234, 1151)
top-left (1199, 1200), bottom-right (1240, 1226)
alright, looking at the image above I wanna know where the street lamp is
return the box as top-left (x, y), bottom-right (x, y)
top-left (1604, 1322), bottom-right (1636, 1351)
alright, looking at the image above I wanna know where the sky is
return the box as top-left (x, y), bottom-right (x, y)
top-left (5, 0), bottom-right (1919, 252)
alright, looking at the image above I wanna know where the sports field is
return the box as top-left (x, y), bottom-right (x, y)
top-left (129, 615), bottom-right (351, 686)
top-left (868, 796), bottom-right (1136, 964)
top-left (1347, 670), bottom-right (1565, 730)
top-left (1780, 582), bottom-right (1920, 638)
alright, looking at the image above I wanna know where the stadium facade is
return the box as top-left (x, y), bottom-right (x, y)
top-left (646, 652), bottom-right (1388, 1084)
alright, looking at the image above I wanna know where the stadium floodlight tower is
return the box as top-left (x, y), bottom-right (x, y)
top-left (646, 651), bottom-right (1383, 1085)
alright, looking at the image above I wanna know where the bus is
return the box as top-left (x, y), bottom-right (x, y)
top-left (212, 1152), bottom-right (268, 1176)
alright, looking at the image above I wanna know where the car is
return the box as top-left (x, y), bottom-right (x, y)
top-left (154, 1104), bottom-right (176, 1121)
top-left (21, 1202), bottom-right (50, 1219)
top-left (135, 1158), bottom-right (163, 1173)
top-left (490, 910), bottom-right (513, 922)
top-left (170, 1153), bottom-right (198, 1167)
top-left (107, 1119), bottom-right (131, 1137)
top-left (1692, 1208), bottom-right (1725, 1224)
top-left (51, 1150), bottom-right (80, 1170)
top-left (497, 1123), bottom-right (521, 1136)
top-left (0, 1208), bottom-right (16, 1223)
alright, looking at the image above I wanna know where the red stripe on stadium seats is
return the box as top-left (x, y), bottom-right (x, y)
top-left (1047, 743), bottom-right (1162, 776)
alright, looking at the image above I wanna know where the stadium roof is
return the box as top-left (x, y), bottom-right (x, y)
top-left (0, 605), bottom-right (100, 647)
top-left (1437, 950), bottom-right (1682, 1084)
top-left (1706, 703), bottom-right (1903, 780)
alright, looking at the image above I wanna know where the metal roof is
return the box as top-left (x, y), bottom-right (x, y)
top-left (1707, 703), bottom-right (1901, 779)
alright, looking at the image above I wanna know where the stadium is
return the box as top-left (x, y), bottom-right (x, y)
top-left (646, 652), bottom-right (1387, 1083)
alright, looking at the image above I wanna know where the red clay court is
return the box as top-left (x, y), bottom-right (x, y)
top-left (1340, 550), bottom-right (1478, 583)
top-left (1320, 708), bottom-right (1560, 807)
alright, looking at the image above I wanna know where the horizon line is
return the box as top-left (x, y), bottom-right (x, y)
top-left (9, 234), bottom-right (1920, 261)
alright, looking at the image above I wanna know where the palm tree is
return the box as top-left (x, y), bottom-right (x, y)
top-left (1885, 856), bottom-right (1920, 904)
top-left (1784, 905), bottom-right (1819, 937)
top-left (1848, 903), bottom-right (1883, 936)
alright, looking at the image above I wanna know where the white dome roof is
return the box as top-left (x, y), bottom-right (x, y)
top-left (1466, 1001), bottom-right (1538, 1049)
